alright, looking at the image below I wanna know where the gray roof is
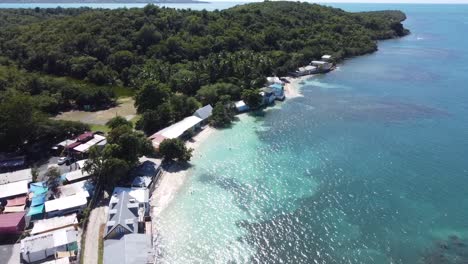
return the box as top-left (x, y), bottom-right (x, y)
top-left (105, 191), bottom-right (140, 239)
top-left (104, 234), bottom-right (149, 264)
top-left (193, 104), bottom-right (213, 120)
top-left (130, 158), bottom-right (161, 188)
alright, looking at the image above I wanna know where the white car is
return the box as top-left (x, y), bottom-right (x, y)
top-left (57, 157), bottom-right (71, 165)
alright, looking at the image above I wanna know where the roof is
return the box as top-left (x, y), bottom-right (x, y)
top-left (56, 139), bottom-right (77, 148)
top-left (311, 60), bottom-right (328, 65)
top-left (149, 134), bottom-right (167, 149)
top-left (0, 168), bottom-right (32, 185)
top-left (31, 214), bottom-right (78, 235)
top-left (235, 100), bottom-right (249, 112)
top-left (193, 105), bottom-right (213, 120)
top-left (6, 195), bottom-right (27, 207)
top-left (64, 169), bottom-right (91, 182)
top-left (0, 180), bottom-right (29, 199)
top-left (65, 141), bottom-right (81, 150)
top-left (43, 258), bottom-right (70, 264)
top-left (76, 132), bottom-right (94, 142)
top-left (27, 204), bottom-right (44, 216)
top-left (153, 116), bottom-right (203, 139)
top-left (103, 234), bottom-right (149, 264)
top-left (322, 55), bottom-right (332, 59)
top-left (305, 65), bottom-right (317, 71)
top-left (105, 191), bottom-right (141, 238)
top-left (57, 180), bottom-right (94, 198)
top-left (268, 83), bottom-right (283, 90)
top-left (45, 192), bottom-right (88, 213)
top-left (73, 135), bottom-right (106, 153)
top-left (112, 187), bottom-right (148, 204)
top-left (21, 227), bottom-right (78, 253)
top-left (266, 76), bottom-right (282, 84)
top-left (130, 157), bottom-right (160, 187)
top-left (0, 212), bottom-right (25, 230)
top-left (3, 205), bottom-right (25, 213)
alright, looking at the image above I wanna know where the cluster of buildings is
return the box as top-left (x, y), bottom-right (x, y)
top-left (0, 131), bottom-right (106, 263)
top-left (149, 104), bottom-right (213, 149)
top-left (235, 76), bottom-right (287, 112)
top-left (103, 156), bottom-right (162, 264)
top-left (291, 55), bottom-right (334, 77)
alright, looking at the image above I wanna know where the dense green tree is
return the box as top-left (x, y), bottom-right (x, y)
top-left (241, 88), bottom-right (262, 109)
top-left (211, 101), bottom-right (235, 128)
top-left (136, 102), bottom-right (174, 135)
top-left (196, 82), bottom-right (241, 106)
top-left (158, 138), bottom-right (193, 162)
top-left (134, 81), bottom-right (171, 113)
top-left (106, 116), bottom-right (132, 130)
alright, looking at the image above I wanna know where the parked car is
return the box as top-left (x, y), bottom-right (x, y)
top-left (57, 156), bottom-right (74, 165)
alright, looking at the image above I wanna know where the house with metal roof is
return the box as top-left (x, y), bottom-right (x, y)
top-left (104, 190), bottom-right (145, 240)
top-left (56, 180), bottom-right (94, 199)
top-left (0, 180), bottom-right (30, 200)
top-left (45, 192), bottom-right (89, 218)
top-left (193, 104), bottom-right (213, 125)
top-left (63, 169), bottom-right (91, 183)
top-left (149, 116), bottom-right (203, 149)
top-left (0, 212), bottom-right (26, 234)
top-left (20, 227), bottom-right (78, 263)
top-left (130, 157), bottom-right (161, 190)
top-left (31, 214), bottom-right (78, 235)
top-left (0, 168), bottom-right (32, 185)
top-left (103, 233), bottom-right (150, 264)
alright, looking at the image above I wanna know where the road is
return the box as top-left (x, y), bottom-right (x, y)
top-left (82, 204), bottom-right (108, 264)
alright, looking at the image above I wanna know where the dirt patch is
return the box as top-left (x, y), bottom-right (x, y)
top-left (53, 98), bottom-right (136, 125)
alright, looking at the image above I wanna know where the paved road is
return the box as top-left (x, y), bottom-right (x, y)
top-left (83, 205), bottom-right (108, 264)
top-left (0, 243), bottom-right (20, 264)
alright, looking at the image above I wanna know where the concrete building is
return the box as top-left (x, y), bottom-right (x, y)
top-left (20, 227), bottom-right (78, 263)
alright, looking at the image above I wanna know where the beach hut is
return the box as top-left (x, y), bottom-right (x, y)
top-left (235, 100), bottom-right (249, 112)
top-left (193, 105), bottom-right (213, 126)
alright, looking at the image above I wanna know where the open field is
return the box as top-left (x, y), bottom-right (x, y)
top-left (53, 98), bottom-right (137, 127)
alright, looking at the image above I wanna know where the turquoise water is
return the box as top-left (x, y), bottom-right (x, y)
top-left (156, 4), bottom-right (468, 264)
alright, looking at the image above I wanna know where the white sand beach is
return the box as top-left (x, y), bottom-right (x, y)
top-left (283, 75), bottom-right (312, 98)
top-left (150, 126), bottom-right (215, 217)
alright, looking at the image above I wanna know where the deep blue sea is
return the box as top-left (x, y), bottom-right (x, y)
top-left (153, 3), bottom-right (468, 264)
top-left (2, 2), bottom-right (467, 263)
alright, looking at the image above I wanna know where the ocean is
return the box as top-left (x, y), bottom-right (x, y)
top-left (153, 3), bottom-right (468, 264)
top-left (2, 2), bottom-right (467, 263)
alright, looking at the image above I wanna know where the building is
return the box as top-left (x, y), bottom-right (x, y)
top-left (3, 195), bottom-right (27, 213)
top-left (310, 60), bottom-right (333, 72)
top-left (235, 100), bottom-right (249, 112)
top-left (0, 168), bottom-right (32, 185)
top-left (260, 87), bottom-right (276, 105)
top-left (268, 83), bottom-right (285, 101)
top-left (130, 157), bottom-right (161, 191)
top-left (31, 214), bottom-right (78, 235)
top-left (63, 169), bottom-right (91, 183)
top-left (56, 180), bottom-right (94, 198)
top-left (193, 104), bottom-right (213, 125)
top-left (20, 227), bottom-right (78, 263)
top-left (0, 212), bottom-right (26, 234)
top-left (103, 233), bottom-right (151, 264)
top-left (321, 54), bottom-right (332, 61)
top-left (291, 65), bottom-right (318, 77)
top-left (104, 190), bottom-right (146, 240)
top-left (73, 134), bottom-right (106, 154)
top-left (266, 76), bottom-right (283, 86)
top-left (44, 192), bottom-right (89, 218)
top-left (149, 116), bottom-right (203, 149)
top-left (0, 180), bottom-right (30, 200)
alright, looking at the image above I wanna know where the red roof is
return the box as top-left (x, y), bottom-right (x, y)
top-left (6, 195), bottom-right (27, 207)
top-left (0, 212), bottom-right (26, 234)
top-left (65, 141), bottom-right (82, 149)
top-left (76, 132), bottom-right (94, 142)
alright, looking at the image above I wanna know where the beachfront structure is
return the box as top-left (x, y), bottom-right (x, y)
top-left (269, 83), bottom-right (285, 101)
top-left (292, 65), bottom-right (318, 77)
top-left (149, 116), bottom-right (203, 149)
top-left (20, 227), bottom-right (78, 263)
top-left (235, 100), bottom-right (250, 112)
top-left (63, 169), bottom-right (91, 183)
top-left (311, 60), bottom-right (333, 71)
top-left (56, 180), bottom-right (94, 198)
top-left (0, 168), bottom-right (32, 185)
top-left (260, 87), bottom-right (276, 105)
top-left (104, 189), bottom-right (146, 240)
top-left (321, 54), bottom-right (332, 61)
top-left (266, 76), bottom-right (283, 85)
top-left (44, 192), bottom-right (89, 218)
top-left (0, 180), bottom-right (30, 200)
top-left (103, 233), bottom-right (150, 264)
top-left (0, 212), bottom-right (26, 234)
top-left (31, 214), bottom-right (78, 235)
top-left (130, 157), bottom-right (161, 190)
top-left (193, 104), bottom-right (213, 125)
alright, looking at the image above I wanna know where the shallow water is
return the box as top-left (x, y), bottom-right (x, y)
top-left (155, 4), bottom-right (468, 264)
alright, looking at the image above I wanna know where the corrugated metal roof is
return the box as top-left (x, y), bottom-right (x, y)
top-left (0, 168), bottom-right (32, 185)
top-left (6, 195), bottom-right (27, 207)
top-left (20, 227), bottom-right (78, 253)
top-left (0, 180), bottom-right (29, 199)
top-left (64, 169), bottom-right (91, 182)
top-left (156, 116), bottom-right (203, 139)
top-left (45, 192), bottom-right (88, 213)
top-left (193, 105), bottom-right (213, 120)
top-left (0, 212), bottom-right (25, 229)
top-left (57, 180), bottom-right (94, 198)
top-left (31, 214), bottom-right (78, 235)
top-left (73, 135), bottom-right (106, 153)
top-left (103, 234), bottom-right (149, 264)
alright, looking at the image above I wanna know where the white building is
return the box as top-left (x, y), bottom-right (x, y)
top-left (149, 116), bottom-right (203, 149)
top-left (63, 169), bottom-right (91, 183)
top-left (311, 60), bottom-right (333, 71)
top-left (45, 192), bottom-right (89, 218)
top-left (0, 180), bottom-right (29, 200)
top-left (0, 168), bottom-right (32, 185)
top-left (20, 227), bottom-right (78, 263)
top-left (31, 214), bottom-right (78, 235)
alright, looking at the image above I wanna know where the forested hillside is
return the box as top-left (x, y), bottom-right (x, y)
top-left (0, 2), bottom-right (409, 152)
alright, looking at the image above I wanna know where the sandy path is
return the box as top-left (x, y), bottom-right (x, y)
top-left (83, 205), bottom-right (108, 264)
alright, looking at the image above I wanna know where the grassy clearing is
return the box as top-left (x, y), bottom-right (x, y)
top-left (113, 86), bottom-right (135, 98)
top-left (90, 124), bottom-right (110, 134)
